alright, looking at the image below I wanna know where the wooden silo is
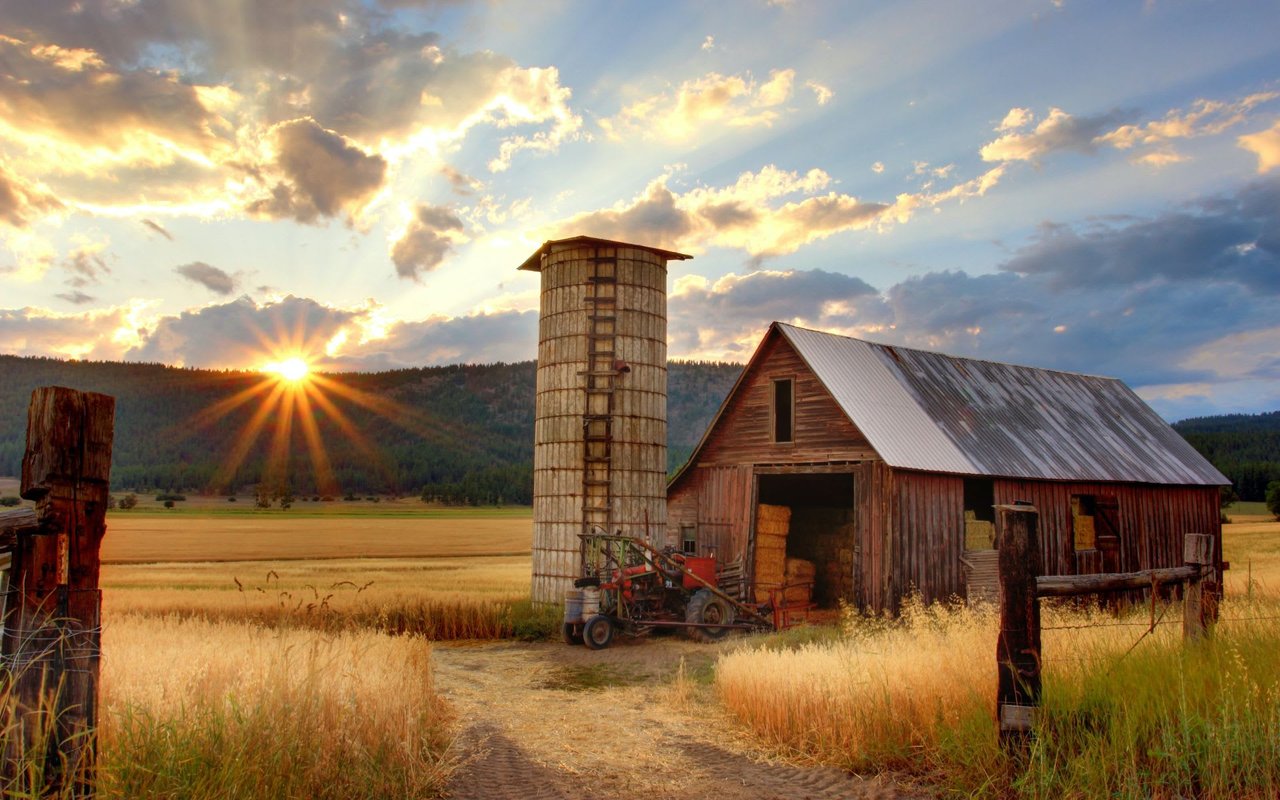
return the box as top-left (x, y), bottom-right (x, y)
top-left (519, 236), bottom-right (692, 604)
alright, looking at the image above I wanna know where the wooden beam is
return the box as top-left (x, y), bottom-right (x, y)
top-left (1035, 565), bottom-right (1202, 597)
top-left (1183, 533), bottom-right (1213, 641)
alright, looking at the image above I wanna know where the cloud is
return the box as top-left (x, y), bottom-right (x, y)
top-left (546, 163), bottom-right (1004, 257)
top-left (1, 5), bottom-right (580, 216)
top-left (980, 107), bottom-right (1131, 162)
top-left (141, 218), bottom-right (174, 240)
top-left (327, 310), bottom-right (538, 370)
top-left (1099, 92), bottom-right (1277, 150)
top-left (1000, 177), bottom-right (1280, 294)
top-left (702, 35), bottom-right (715, 51)
top-left (126, 295), bottom-right (361, 369)
top-left (0, 34), bottom-right (230, 177)
top-left (390, 204), bottom-right (466, 280)
top-left (175, 261), bottom-right (235, 295)
top-left (246, 118), bottom-right (387, 223)
top-left (984, 92), bottom-right (1278, 165)
top-left (441, 165), bottom-right (483, 195)
top-left (1239, 120), bottom-right (1280, 173)
top-left (55, 291), bottom-right (95, 305)
top-left (664, 178), bottom-right (1280, 416)
top-left (871, 162), bottom-right (885, 174)
top-left (0, 304), bottom-right (138, 360)
top-left (0, 161), bottom-right (64, 227)
top-left (805, 80), bottom-right (833, 106)
top-left (60, 238), bottom-right (110, 286)
top-left (600, 69), bottom-right (797, 141)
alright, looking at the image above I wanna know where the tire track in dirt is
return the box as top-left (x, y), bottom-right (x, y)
top-left (435, 639), bottom-right (928, 800)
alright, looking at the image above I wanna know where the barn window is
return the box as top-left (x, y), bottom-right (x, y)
top-left (1071, 494), bottom-right (1097, 550)
top-left (963, 478), bottom-right (995, 550)
top-left (681, 523), bottom-right (698, 555)
top-left (772, 378), bottom-right (794, 443)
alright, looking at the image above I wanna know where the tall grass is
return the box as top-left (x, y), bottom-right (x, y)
top-left (97, 616), bottom-right (454, 799)
top-left (716, 595), bottom-right (1280, 798)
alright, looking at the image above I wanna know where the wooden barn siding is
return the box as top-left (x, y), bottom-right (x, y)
top-left (881, 473), bottom-right (1221, 613)
top-left (696, 333), bottom-right (877, 465)
top-left (885, 470), bottom-right (965, 609)
top-left (665, 465), bottom-right (754, 559)
top-left (991, 480), bottom-right (1221, 579)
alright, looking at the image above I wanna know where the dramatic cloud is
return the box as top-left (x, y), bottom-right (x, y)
top-left (1239, 120), bottom-right (1280, 173)
top-left (127, 295), bottom-right (361, 369)
top-left (175, 261), bottom-right (235, 295)
top-left (247, 119), bottom-right (387, 223)
top-left (0, 162), bottom-right (63, 228)
top-left (391, 204), bottom-right (466, 280)
top-left (547, 163), bottom-right (1003, 256)
top-left (600, 69), bottom-right (797, 140)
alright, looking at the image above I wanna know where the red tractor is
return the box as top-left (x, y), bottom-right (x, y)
top-left (562, 532), bottom-right (774, 650)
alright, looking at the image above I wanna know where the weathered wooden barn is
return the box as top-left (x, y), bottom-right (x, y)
top-left (666, 322), bottom-right (1227, 612)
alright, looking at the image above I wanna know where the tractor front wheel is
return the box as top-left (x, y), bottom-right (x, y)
top-left (685, 589), bottom-right (735, 642)
top-left (582, 614), bottom-right (615, 650)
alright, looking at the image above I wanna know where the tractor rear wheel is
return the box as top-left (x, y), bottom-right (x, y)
top-left (685, 589), bottom-right (735, 642)
top-left (582, 614), bottom-right (615, 650)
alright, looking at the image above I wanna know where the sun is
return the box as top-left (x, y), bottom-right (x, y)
top-left (263, 357), bottom-right (311, 384)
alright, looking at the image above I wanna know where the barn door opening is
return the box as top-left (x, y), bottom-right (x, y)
top-left (753, 472), bottom-right (856, 609)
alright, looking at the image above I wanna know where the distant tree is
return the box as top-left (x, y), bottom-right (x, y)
top-left (1267, 481), bottom-right (1280, 521)
top-left (118, 493), bottom-right (138, 510)
top-left (255, 486), bottom-right (273, 509)
top-left (163, 499), bottom-right (175, 509)
top-left (227, 496), bottom-right (237, 502)
top-left (278, 488), bottom-right (295, 511)
top-left (0, 496), bottom-right (20, 507)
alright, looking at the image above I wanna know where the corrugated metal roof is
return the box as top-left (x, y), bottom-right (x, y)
top-left (778, 323), bottom-right (1228, 485)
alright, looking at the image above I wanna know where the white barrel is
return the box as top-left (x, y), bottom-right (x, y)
top-left (563, 589), bottom-right (584, 624)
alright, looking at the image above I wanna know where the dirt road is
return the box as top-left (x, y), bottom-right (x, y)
top-left (434, 636), bottom-right (926, 800)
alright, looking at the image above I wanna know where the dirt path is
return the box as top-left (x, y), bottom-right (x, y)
top-left (434, 636), bottom-right (927, 800)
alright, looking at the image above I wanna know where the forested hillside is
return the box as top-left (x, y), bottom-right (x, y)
top-left (1173, 411), bottom-right (1280, 500)
top-left (0, 356), bottom-right (741, 503)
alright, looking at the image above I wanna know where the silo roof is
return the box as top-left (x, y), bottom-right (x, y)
top-left (776, 323), bottom-right (1228, 485)
top-left (517, 236), bottom-right (693, 272)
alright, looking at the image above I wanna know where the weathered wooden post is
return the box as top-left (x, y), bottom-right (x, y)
top-left (2, 387), bottom-right (114, 795)
top-left (1182, 533), bottom-right (1213, 641)
top-left (995, 503), bottom-right (1041, 744)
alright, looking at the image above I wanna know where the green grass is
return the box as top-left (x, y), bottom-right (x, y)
top-left (1227, 500), bottom-right (1270, 517)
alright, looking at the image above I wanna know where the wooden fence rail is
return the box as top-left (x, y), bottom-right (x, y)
top-left (995, 503), bottom-right (1215, 743)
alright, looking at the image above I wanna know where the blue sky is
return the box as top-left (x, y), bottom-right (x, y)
top-left (1, 0), bottom-right (1278, 420)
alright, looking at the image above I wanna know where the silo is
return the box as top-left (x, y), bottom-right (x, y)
top-left (519, 236), bottom-right (692, 604)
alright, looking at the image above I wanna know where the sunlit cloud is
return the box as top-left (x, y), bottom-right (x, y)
top-left (390, 203), bottom-right (467, 280)
top-left (175, 261), bottom-right (236, 295)
top-left (545, 162), bottom-right (1004, 257)
top-left (1239, 120), bottom-right (1280, 173)
top-left (600, 69), bottom-right (798, 141)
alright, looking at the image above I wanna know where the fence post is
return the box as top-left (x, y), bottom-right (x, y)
top-left (4, 387), bottom-right (115, 795)
top-left (1182, 533), bottom-right (1213, 642)
top-left (996, 503), bottom-right (1041, 743)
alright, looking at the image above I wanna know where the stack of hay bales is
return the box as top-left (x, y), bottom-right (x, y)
top-left (963, 510), bottom-right (996, 551)
top-left (782, 557), bottom-right (815, 605)
top-left (754, 503), bottom-right (789, 603)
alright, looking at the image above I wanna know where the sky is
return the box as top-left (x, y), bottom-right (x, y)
top-left (1, 0), bottom-right (1278, 421)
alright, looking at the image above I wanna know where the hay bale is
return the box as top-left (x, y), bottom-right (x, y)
top-left (785, 557), bottom-right (816, 580)
top-left (755, 549), bottom-right (786, 577)
top-left (964, 519), bottom-right (995, 551)
top-left (757, 503), bottom-right (791, 524)
top-left (756, 533), bottom-right (787, 550)
top-left (781, 584), bottom-right (812, 604)
top-left (756, 520), bottom-right (790, 536)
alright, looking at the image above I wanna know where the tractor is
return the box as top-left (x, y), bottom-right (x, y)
top-left (562, 531), bottom-right (776, 650)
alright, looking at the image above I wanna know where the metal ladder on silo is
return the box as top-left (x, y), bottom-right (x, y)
top-left (580, 247), bottom-right (617, 548)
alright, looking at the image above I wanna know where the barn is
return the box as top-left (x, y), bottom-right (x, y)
top-left (666, 322), bottom-right (1228, 613)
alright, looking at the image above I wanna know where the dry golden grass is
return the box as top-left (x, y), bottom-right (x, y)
top-left (97, 615), bottom-right (453, 798)
top-left (716, 523), bottom-right (1280, 797)
top-left (1222, 516), bottom-right (1280, 594)
top-left (102, 513), bottom-right (531, 562)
